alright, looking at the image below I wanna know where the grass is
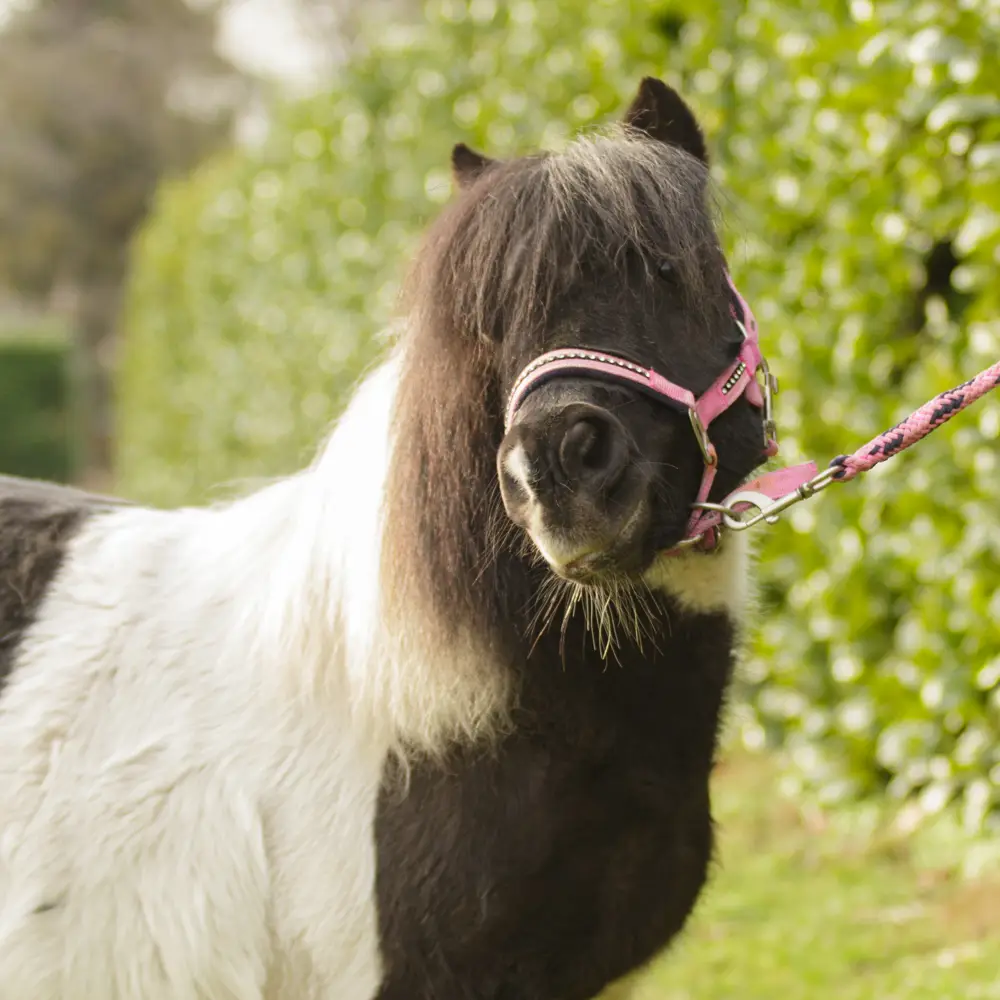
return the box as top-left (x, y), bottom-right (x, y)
top-left (627, 752), bottom-right (1000, 1000)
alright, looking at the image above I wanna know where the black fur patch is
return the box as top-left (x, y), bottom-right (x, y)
top-left (375, 593), bottom-right (735, 1000)
top-left (0, 475), bottom-right (123, 691)
top-left (375, 79), bottom-right (761, 998)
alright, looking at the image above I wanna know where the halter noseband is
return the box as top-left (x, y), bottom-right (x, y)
top-left (503, 273), bottom-right (785, 554)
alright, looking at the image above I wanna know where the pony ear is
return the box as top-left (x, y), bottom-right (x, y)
top-left (452, 143), bottom-right (495, 188)
top-left (623, 77), bottom-right (708, 165)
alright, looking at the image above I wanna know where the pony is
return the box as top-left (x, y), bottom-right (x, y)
top-left (0, 78), bottom-right (770, 999)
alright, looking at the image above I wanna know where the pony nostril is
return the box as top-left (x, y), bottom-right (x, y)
top-left (558, 415), bottom-right (628, 491)
top-left (560, 420), bottom-right (599, 473)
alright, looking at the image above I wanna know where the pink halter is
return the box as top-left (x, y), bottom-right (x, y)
top-left (503, 273), bottom-right (810, 553)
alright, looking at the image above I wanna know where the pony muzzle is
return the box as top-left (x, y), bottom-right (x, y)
top-left (498, 400), bottom-right (651, 581)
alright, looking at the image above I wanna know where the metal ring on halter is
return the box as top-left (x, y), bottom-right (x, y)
top-left (670, 527), bottom-right (714, 551)
top-left (688, 501), bottom-right (730, 515)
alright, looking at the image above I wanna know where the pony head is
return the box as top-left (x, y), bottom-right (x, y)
top-left (399, 78), bottom-right (768, 590)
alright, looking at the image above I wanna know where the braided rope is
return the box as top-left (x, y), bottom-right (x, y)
top-left (830, 359), bottom-right (1000, 482)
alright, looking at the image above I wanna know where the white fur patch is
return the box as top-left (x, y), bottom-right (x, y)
top-left (503, 444), bottom-right (584, 567)
top-left (0, 495), bottom-right (386, 999)
top-left (503, 442), bottom-right (535, 499)
top-left (642, 530), bottom-right (753, 627)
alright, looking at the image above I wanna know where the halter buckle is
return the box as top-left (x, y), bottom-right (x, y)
top-left (759, 357), bottom-right (779, 449)
top-left (688, 409), bottom-right (717, 467)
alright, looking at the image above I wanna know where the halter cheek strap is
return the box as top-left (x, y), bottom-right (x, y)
top-left (504, 272), bottom-right (790, 552)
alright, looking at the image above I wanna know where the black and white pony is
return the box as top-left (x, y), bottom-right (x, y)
top-left (0, 79), bottom-right (771, 999)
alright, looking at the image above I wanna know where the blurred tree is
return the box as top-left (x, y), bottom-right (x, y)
top-left (285, 0), bottom-right (418, 51)
top-left (0, 0), bottom-right (248, 485)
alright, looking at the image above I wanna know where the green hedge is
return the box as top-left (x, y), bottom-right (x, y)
top-left (121, 0), bottom-right (1000, 827)
top-left (0, 335), bottom-right (73, 482)
top-left (118, 1), bottom-right (673, 507)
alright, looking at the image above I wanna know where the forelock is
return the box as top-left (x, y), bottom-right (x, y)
top-left (405, 124), bottom-right (721, 346)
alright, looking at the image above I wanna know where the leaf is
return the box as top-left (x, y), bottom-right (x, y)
top-left (927, 95), bottom-right (1000, 133)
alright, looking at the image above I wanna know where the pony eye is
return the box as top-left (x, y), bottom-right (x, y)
top-left (656, 259), bottom-right (675, 280)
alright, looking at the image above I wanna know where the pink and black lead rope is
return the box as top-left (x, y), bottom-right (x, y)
top-left (683, 354), bottom-right (1000, 547)
top-left (828, 359), bottom-right (1000, 482)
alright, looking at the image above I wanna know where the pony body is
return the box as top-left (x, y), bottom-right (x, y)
top-left (0, 362), bottom-right (399, 998)
top-left (0, 79), bottom-right (764, 1000)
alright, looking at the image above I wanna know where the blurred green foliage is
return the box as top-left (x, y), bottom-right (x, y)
top-left (0, 325), bottom-right (73, 481)
top-left (121, 0), bottom-right (1000, 825)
